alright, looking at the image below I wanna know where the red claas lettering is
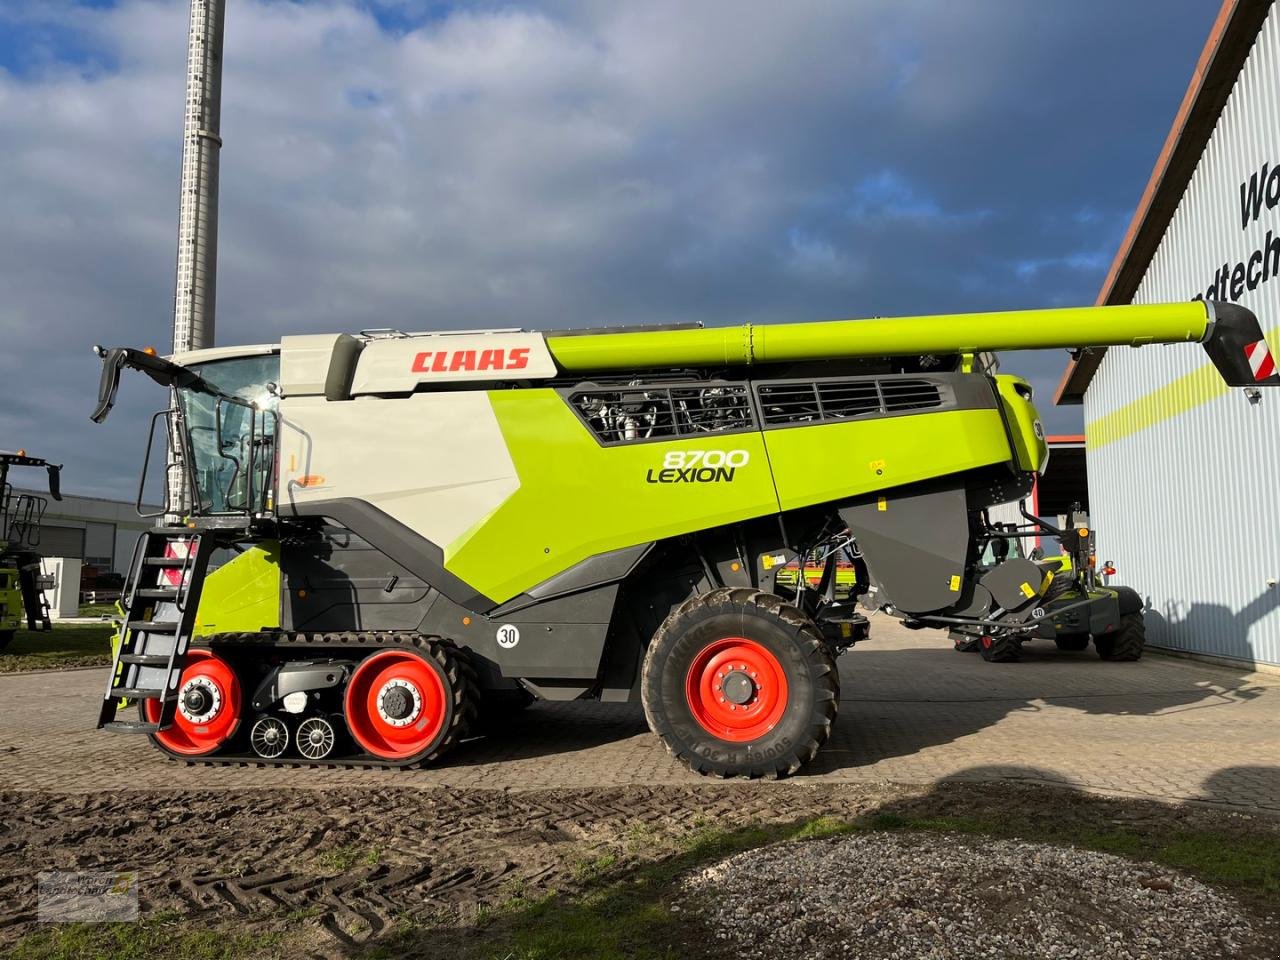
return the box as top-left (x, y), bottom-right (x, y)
top-left (412, 348), bottom-right (531, 374)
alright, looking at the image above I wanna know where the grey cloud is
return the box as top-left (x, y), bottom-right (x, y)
top-left (0, 0), bottom-right (1214, 496)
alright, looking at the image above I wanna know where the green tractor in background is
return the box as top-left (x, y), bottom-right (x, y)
top-left (953, 503), bottom-right (1144, 663)
top-left (0, 451), bottom-right (63, 652)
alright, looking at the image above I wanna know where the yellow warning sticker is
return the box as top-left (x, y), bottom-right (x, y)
top-left (869, 459), bottom-right (886, 473)
top-left (948, 575), bottom-right (961, 592)
top-left (877, 497), bottom-right (888, 512)
top-left (761, 553), bottom-right (787, 570)
top-left (1019, 581), bottom-right (1036, 599)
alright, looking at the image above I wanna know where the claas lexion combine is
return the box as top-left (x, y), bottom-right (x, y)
top-left (90, 300), bottom-right (1275, 776)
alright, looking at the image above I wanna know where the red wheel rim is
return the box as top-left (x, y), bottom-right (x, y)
top-left (344, 650), bottom-right (449, 760)
top-left (684, 637), bottom-right (788, 743)
top-left (144, 648), bottom-right (241, 756)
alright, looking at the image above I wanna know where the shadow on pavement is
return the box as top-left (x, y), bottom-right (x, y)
top-left (441, 633), bottom-right (1270, 779)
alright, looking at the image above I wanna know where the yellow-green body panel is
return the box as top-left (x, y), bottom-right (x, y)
top-left (0, 567), bottom-right (21, 633)
top-left (763, 409), bottom-right (1013, 512)
top-left (442, 389), bottom-right (1025, 602)
top-left (192, 542), bottom-right (282, 637)
top-left (994, 375), bottom-right (1048, 473)
top-left (445, 390), bottom-right (781, 601)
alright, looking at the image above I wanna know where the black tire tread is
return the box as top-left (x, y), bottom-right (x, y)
top-left (979, 634), bottom-right (1020, 663)
top-left (1095, 611), bottom-right (1145, 661)
top-left (1054, 634), bottom-right (1090, 652)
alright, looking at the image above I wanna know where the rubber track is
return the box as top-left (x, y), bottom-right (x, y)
top-left (158, 631), bottom-right (481, 771)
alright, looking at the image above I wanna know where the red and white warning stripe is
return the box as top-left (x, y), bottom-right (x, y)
top-left (1245, 339), bottom-right (1276, 381)
top-left (160, 539), bottom-right (193, 588)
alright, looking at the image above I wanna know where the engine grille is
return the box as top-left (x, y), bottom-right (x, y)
top-left (757, 378), bottom-right (943, 426)
top-left (570, 383), bottom-right (755, 444)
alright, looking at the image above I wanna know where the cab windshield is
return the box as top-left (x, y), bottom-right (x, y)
top-left (177, 354), bottom-right (279, 515)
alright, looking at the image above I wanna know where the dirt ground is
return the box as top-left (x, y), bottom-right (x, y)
top-left (1, 781), bottom-right (1277, 959)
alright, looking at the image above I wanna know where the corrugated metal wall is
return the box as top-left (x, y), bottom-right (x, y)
top-left (1086, 4), bottom-right (1280, 666)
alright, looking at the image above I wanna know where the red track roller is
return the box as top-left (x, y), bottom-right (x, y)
top-left (144, 648), bottom-right (242, 756)
top-left (344, 649), bottom-right (450, 761)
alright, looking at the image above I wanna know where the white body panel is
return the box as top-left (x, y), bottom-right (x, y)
top-left (278, 392), bottom-right (521, 552)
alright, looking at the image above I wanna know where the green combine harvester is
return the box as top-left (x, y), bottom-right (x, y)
top-left (90, 300), bottom-right (1276, 776)
top-left (0, 451), bottom-right (63, 651)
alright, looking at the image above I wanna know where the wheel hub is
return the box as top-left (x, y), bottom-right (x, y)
top-left (376, 678), bottom-right (422, 727)
top-left (720, 670), bottom-right (756, 705)
top-left (685, 638), bottom-right (789, 743)
top-left (178, 677), bottom-right (221, 723)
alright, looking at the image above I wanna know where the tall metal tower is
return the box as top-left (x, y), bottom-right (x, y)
top-left (169, 0), bottom-right (226, 516)
top-left (172, 0), bottom-right (226, 353)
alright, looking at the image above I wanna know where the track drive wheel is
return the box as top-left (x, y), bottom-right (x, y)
top-left (978, 633), bottom-right (1020, 663)
top-left (143, 648), bottom-right (243, 757)
top-left (641, 587), bottom-right (838, 779)
top-left (1094, 611), bottom-right (1146, 661)
top-left (343, 642), bottom-right (473, 765)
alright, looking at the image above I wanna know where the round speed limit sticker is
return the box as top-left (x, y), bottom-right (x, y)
top-left (496, 624), bottom-right (521, 649)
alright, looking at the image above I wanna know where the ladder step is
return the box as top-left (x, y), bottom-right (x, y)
top-left (117, 653), bottom-right (174, 667)
top-left (142, 557), bottom-right (188, 568)
top-left (128, 620), bottom-right (180, 633)
top-left (103, 720), bottom-right (165, 734)
top-left (133, 588), bottom-right (180, 600)
top-left (110, 687), bottom-right (169, 700)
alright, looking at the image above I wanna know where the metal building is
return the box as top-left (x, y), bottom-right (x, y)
top-left (9, 488), bottom-right (158, 577)
top-left (1058, 0), bottom-right (1280, 667)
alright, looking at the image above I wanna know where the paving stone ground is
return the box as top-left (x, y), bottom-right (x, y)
top-left (2, 619), bottom-right (1277, 811)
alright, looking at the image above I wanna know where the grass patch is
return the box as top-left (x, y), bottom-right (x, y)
top-left (78, 601), bottom-right (120, 618)
top-left (10, 918), bottom-right (281, 960)
top-left (0, 624), bottom-right (115, 673)
top-left (315, 846), bottom-right (363, 873)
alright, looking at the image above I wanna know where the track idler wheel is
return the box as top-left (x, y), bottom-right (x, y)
top-left (296, 716), bottom-right (338, 761)
top-left (143, 648), bottom-right (243, 757)
top-left (249, 716), bottom-right (289, 759)
top-left (343, 645), bottom-right (470, 764)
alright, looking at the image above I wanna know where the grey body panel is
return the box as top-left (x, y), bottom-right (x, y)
top-left (280, 524), bottom-right (436, 632)
top-left (840, 479), bottom-right (971, 614)
top-left (419, 586), bottom-right (617, 681)
top-left (525, 542), bottom-right (654, 601)
top-left (283, 498), bottom-right (495, 612)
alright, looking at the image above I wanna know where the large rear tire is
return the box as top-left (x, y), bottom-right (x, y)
top-left (641, 587), bottom-right (838, 779)
top-left (1094, 611), bottom-right (1146, 661)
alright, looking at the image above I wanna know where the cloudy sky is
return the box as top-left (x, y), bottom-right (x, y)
top-left (0, 0), bottom-right (1216, 499)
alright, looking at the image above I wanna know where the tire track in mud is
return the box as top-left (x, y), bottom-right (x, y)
top-left (0, 784), bottom-right (895, 953)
